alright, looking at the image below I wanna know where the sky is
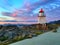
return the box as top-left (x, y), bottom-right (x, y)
top-left (0, 0), bottom-right (60, 24)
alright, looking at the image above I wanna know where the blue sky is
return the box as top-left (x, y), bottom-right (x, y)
top-left (0, 0), bottom-right (60, 24)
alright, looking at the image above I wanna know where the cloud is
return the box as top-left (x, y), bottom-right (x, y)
top-left (0, 0), bottom-right (60, 24)
top-left (0, 16), bottom-right (16, 21)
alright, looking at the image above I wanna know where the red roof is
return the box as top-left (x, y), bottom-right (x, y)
top-left (39, 8), bottom-right (44, 13)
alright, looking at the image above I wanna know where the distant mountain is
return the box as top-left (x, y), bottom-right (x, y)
top-left (0, 23), bottom-right (32, 26)
top-left (48, 20), bottom-right (60, 24)
top-left (0, 20), bottom-right (17, 22)
top-left (4, 20), bottom-right (17, 22)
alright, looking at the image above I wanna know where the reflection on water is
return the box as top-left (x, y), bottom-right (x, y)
top-left (10, 27), bottom-right (60, 45)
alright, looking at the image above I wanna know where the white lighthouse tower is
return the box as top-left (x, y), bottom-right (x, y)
top-left (37, 8), bottom-right (47, 30)
top-left (38, 8), bottom-right (46, 24)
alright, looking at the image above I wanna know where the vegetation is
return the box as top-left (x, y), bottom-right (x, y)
top-left (0, 36), bottom-right (8, 41)
top-left (47, 20), bottom-right (60, 32)
top-left (35, 32), bottom-right (43, 35)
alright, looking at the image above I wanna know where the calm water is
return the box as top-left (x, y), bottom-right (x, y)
top-left (10, 27), bottom-right (60, 45)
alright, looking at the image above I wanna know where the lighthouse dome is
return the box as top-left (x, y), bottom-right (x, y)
top-left (39, 8), bottom-right (44, 13)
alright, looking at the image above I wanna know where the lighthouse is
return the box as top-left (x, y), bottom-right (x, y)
top-left (37, 8), bottom-right (48, 30)
top-left (38, 8), bottom-right (46, 24)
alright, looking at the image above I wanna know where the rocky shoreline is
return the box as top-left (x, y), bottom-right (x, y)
top-left (0, 24), bottom-right (44, 45)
